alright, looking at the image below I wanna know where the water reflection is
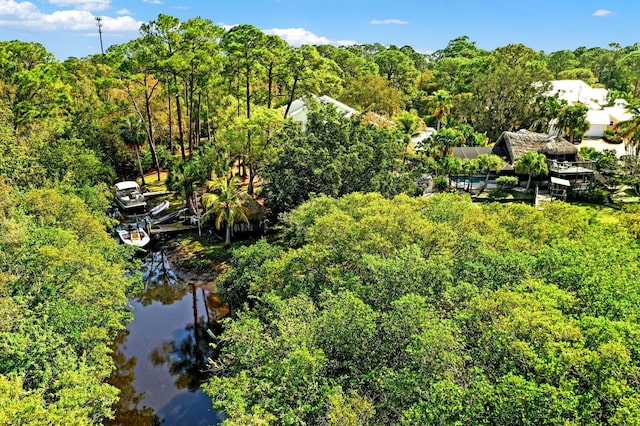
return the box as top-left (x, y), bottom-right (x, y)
top-left (107, 250), bottom-right (226, 426)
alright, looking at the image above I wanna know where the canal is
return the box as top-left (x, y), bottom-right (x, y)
top-left (106, 250), bottom-right (226, 425)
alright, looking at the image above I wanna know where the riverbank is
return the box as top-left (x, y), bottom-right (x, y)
top-left (161, 235), bottom-right (231, 289)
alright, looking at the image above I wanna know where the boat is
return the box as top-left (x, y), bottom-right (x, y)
top-left (146, 208), bottom-right (188, 226)
top-left (117, 222), bottom-right (151, 248)
top-left (114, 181), bottom-right (147, 212)
top-left (149, 200), bottom-right (170, 217)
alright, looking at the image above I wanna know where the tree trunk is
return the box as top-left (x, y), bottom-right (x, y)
top-left (143, 76), bottom-right (161, 182)
top-left (187, 80), bottom-right (194, 155)
top-left (526, 174), bottom-right (533, 191)
top-left (167, 84), bottom-right (174, 155)
top-left (173, 74), bottom-right (186, 160)
top-left (267, 64), bottom-right (274, 109)
top-left (284, 76), bottom-right (300, 118)
top-left (225, 224), bottom-right (231, 247)
top-left (134, 143), bottom-right (146, 186)
top-left (247, 161), bottom-right (254, 195)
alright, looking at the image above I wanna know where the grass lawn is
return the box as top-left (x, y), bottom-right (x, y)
top-left (167, 234), bottom-right (263, 278)
top-left (138, 170), bottom-right (169, 192)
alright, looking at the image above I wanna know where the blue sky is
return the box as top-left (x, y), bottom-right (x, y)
top-left (1, 0), bottom-right (638, 60)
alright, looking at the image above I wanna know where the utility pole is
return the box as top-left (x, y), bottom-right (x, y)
top-left (95, 16), bottom-right (104, 54)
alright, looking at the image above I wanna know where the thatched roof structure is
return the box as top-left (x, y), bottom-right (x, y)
top-left (538, 138), bottom-right (579, 156)
top-left (243, 197), bottom-right (265, 222)
top-left (493, 130), bottom-right (578, 164)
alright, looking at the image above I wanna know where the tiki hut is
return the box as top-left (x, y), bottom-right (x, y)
top-left (493, 130), bottom-right (579, 168)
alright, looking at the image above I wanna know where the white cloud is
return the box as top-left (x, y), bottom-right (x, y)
top-left (592, 9), bottom-right (613, 17)
top-left (142, 0), bottom-right (162, 4)
top-left (0, 0), bottom-right (141, 31)
top-left (116, 8), bottom-right (131, 15)
top-left (48, 0), bottom-right (111, 11)
top-left (370, 19), bottom-right (408, 25)
top-left (266, 27), bottom-right (331, 46)
top-left (337, 40), bottom-right (357, 46)
top-left (218, 22), bottom-right (236, 31)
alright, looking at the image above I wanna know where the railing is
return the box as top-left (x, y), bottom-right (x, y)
top-left (546, 159), bottom-right (596, 173)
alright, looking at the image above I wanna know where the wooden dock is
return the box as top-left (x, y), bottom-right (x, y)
top-left (143, 191), bottom-right (175, 199)
top-left (149, 223), bottom-right (198, 235)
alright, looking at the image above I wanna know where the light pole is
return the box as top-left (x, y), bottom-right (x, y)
top-left (95, 16), bottom-right (104, 54)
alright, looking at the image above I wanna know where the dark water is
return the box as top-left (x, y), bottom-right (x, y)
top-left (106, 251), bottom-right (227, 426)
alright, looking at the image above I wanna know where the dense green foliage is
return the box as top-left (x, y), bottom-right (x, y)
top-left (208, 193), bottom-right (640, 425)
top-left (3, 13), bottom-right (640, 423)
top-left (0, 40), bottom-right (138, 424)
top-left (263, 103), bottom-right (416, 218)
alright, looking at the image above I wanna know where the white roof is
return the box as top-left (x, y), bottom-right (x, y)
top-left (548, 80), bottom-right (608, 109)
top-left (604, 105), bottom-right (632, 122)
top-left (286, 95), bottom-right (358, 119)
top-left (586, 109), bottom-right (611, 126)
top-left (115, 181), bottom-right (140, 191)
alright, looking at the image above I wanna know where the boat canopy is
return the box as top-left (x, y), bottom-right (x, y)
top-left (115, 181), bottom-right (140, 191)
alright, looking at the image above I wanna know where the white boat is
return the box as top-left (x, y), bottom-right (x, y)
top-left (114, 181), bottom-right (147, 211)
top-left (117, 223), bottom-right (151, 248)
top-left (149, 200), bottom-right (170, 217)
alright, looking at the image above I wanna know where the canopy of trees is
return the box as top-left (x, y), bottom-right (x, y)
top-left (207, 193), bottom-right (640, 425)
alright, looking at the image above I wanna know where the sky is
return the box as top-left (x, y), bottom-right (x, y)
top-left (1, 0), bottom-right (639, 60)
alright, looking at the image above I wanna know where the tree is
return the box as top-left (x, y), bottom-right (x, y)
top-left (166, 159), bottom-right (199, 212)
top-left (461, 158), bottom-right (480, 192)
top-left (119, 115), bottom-right (147, 186)
top-left (340, 74), bottom-right (403, 117)
top-left (438, 156), bottom-right (462, 189)
top-left (477, 153), bottom-right (505, 193)
top-left (545, 50), bottom-right (579, 78)
top-left (515, 151), bottom-right (548, 191)
top-left (396, 110), bottom-right (424, 158)
top-left (202, 176), bottom-right (250, 247)
top-left (430, 127), bottom-right (464, 159)
top-left (373, 48), bottom-right (419, 97)
top-left (430, 89), bottom-right (453, 130)
top-left (109, 39), bottom-right (163, 181)
top-left (530, 95), bottom-right (566, 133)
top-left (556, 103), bottom-right (590, 143)
top-left (615, 100), bottom-right (640, 155)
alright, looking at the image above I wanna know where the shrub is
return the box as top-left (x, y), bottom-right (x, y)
top-left (433, 175), bottom-right (449, 192)
top-left (496, 176), bottom-right (518, 190)
top-left (603, 128), bottom-right (622, 144)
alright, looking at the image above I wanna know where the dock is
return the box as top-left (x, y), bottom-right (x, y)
top-left (149, 223), bottom-right (199, 236)
top-left (143, 191), bottom-right (175, 199)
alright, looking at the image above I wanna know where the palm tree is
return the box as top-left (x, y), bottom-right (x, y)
top-left (396, 110), bottom-right (424, 163)
top-left (202, 176), bottom-right (250, 247)
top-left (477, 154), bottom-right (505, 193)
top-left (515, 151), bottom-right (548, 191)
top-left (438, 156), bottom-right (462, 190)
top-left (431, 128), bottom-right (464, 160)
top-left (461, 158), bottom-right (480, 192)
top-left (531, 95), bottom-right (565, 133)
top-left (120, 115), bottom-right (147, 186)
top-left (167, 160), bottom-right (199, 212)
top-left (615, 100), bottom-right (640, 155)
top-left (430, 89), bottom-right (452, 130)
top-left (556, 103), bottom-right (590, 144)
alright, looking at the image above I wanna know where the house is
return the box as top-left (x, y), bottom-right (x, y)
top-left (493, 130), bottom-right (595, 191)
top-left (493, 130), bottom-right (580, 166)
top-left (546, 80), bottom-right (633, 139)
top-left (287, 95), bottom-right (358, 130)
top-left (451, 130), bottom-right (596, 193)
top-left (547, 80), bottom-right (608, 110)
